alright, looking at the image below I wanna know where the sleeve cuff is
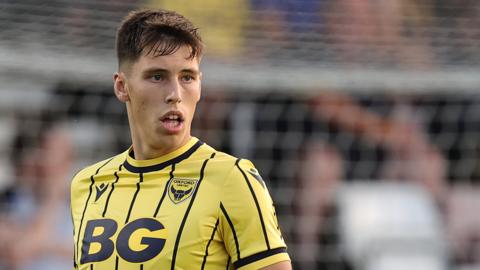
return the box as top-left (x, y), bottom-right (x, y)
top-left (234, 247), bottom-right (290, 270)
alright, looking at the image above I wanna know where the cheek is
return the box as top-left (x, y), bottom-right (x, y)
top-left (130, 86), bottom-right (156, 113)
top-left (132, 98), bottom-right (146, 110)
top-left (131, 97), bottom-right (154, 122)
top-left (193, 91), bottom-right (201, 103)
top-left (197, 83), bottom-right (202, 101)
top-left (190, 85), bottom-right (201, 103)
top-left (189, 94), bottom-right (201, 110)
top-left (141, 100), bottom-right (157, 118)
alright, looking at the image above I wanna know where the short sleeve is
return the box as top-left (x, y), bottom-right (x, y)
top-left (219, 159), bottom-right (290, 270)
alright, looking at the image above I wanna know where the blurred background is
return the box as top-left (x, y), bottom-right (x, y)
top-left (0, 1), bottom-right (479, 269)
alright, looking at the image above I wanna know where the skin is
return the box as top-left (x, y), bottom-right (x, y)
top-left (262, 261), bottom-right (291, 270)
top-left (113, 44), bottom-right (291, 270)
top-left (114, 46), bottom-right (201, 160)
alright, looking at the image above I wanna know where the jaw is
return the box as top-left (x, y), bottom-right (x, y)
top-left (124, 96), bottom-right (197, 159)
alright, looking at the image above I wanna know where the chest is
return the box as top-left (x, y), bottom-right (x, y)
top-left (76, 167), bottom-right (227, 269)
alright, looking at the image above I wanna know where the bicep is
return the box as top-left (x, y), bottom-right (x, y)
top-left (261, 261), bottom-right (292, 270)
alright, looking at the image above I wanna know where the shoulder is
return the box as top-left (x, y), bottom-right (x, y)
top-left (196, 141), bottom-right (235, 167)
top-left (71, 151), bottom-right (126, 186)
top-left (196, 141), bottom-right (259, 183)
top-left (201, 142), bottom-right (257, 172)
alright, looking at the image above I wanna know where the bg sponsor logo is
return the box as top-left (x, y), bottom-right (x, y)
top-left (81, 218), bottom-right (167, 264)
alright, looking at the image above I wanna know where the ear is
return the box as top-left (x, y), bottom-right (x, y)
top-left (113, 72), bottom-right (130, 103)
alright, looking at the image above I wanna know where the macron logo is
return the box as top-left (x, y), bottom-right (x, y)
top-left (95, 183), bottom-right (109, 202)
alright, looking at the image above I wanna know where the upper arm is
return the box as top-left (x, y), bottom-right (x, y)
top-left (261, 261), bottom-right (292, 270)
top-left (219, 159), bottom-right (290, 270)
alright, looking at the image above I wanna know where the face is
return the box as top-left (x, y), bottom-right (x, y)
top-left (114, 46), bottom-right (201, 158)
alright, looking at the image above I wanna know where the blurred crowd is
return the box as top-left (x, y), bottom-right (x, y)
top-left (0, 0), bottom-right (479, 67)
top-left (1, 86), bottom-right (480, 270)
top-left (0, 1), bottom-right (479, 270)
top-left (0, 112), bottom-right (72, 270)
top-left (152, 0), bottom-right (480, 67)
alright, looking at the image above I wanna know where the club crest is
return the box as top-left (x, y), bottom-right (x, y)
top-left (168, 178), bottom-right (198, 204)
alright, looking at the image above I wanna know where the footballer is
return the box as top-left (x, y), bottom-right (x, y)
top-left (70, 8), bottom-right (291, 270)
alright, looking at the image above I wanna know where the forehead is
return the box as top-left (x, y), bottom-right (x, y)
top-left (133, 46), bottom-right (200, 72)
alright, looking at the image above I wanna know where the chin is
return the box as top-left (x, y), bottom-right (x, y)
top-left (160, 128), bottom-right (184, 137)
top-left (158, 131), bottom-right (185, 144)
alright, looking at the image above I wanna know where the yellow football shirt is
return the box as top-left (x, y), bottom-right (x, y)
top-left (71, 137), bottom-right (290, 269)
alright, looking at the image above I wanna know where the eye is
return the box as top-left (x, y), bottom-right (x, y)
top-left (181, 74), bottom-right (195, 82)
top-left (151, 74), bottom-right (164, 81)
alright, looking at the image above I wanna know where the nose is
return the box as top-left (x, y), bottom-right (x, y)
top-left (165, 81), bottom-right (182, 104)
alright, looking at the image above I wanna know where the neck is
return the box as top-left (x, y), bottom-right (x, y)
top-left (130, 134), bottom-right (192, 160)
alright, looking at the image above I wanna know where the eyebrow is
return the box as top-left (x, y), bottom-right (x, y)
top-left (142, 68), bottom-right (200, 76)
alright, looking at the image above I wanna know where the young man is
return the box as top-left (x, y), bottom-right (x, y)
top-left (70, 9), bottom-right (291, 270)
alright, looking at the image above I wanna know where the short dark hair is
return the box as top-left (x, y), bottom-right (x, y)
top-left (116, 9), bottom-right (203, 69)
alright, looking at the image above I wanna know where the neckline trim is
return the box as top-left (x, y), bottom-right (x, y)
top-left (123, 139), bottom-right (204, 173)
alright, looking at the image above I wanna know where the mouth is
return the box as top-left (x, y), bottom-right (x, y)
top-left (160, 111), bottom-right (185, 133)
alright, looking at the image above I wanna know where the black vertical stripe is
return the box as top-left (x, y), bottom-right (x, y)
top-left (125, 172), bottom-right (143, 224)
top-left (201, 218), bottom-right (220, 270)
top-left (220, 202), bottom-right (240, 261)
top-left (140, 264), bottom-right (143, 270)
top-left (102, 164), bottom-right (122, 217)
top-left (90, 264), bottom-right (93, 270)
top-left (226, 256), bottom-right (231, 270)
top-left (73, 243), bottom-right (77, 269)
top-left (75, 157), bottom-right (114, 262)
top-left (76, 177), bottom-right (94, 261)
top-left (171, 152), bottom-right (216, 270)
top-left (73, 215), bottom-right (77, 268)
top-left (115, 256), bottom-right (119, 270)
top-left (235, 159), bottom-right (270, 250)
top-left (71, 204), bottom-right (77, 268)
top-left (153, 164), bottom-right (175, 217)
